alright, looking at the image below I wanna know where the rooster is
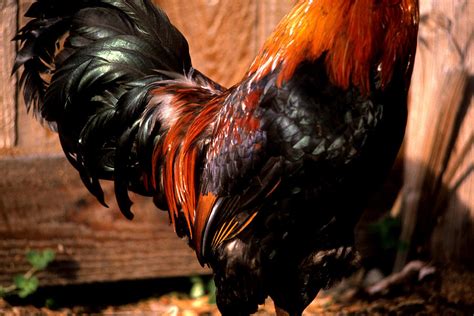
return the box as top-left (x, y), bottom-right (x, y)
top-left (14, 0), bottom-right (419, 314)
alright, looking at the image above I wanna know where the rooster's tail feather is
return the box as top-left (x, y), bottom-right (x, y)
top-left (14, 0), bottom-right (193, 211)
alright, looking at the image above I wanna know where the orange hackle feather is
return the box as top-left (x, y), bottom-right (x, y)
top-left (179, 98), bottom-right (222, 234)
top-left (195, 192), bottom-right (218, 257)
top-left (150, 85), bottom-right (221, 238)
top-left (248, 0), bottom-right (419, 93)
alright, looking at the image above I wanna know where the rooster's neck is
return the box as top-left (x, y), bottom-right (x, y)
top-left (248, 0), bottom-right (419, 94)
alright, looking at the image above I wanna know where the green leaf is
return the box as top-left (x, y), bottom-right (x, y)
top-left (14, 275), bottom-right (39, 298)
top-left (14, 275), bottom-right (27, 288)
top-left (26, 249), bottom-right (56, 270)
top-left (190, 276), bottom-right (205, 299)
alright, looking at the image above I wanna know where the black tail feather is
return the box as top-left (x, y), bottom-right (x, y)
top-left (14, 0), bottom-right (193, 214)
top-left (114, 124), bottom-right (139, 219)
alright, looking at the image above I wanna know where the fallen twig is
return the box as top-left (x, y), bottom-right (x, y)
top-left (366, 261), bottom-right (436, 295)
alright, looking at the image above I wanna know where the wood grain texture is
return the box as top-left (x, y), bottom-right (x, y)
top-left (156, 0), bottom-right (259, 87)
top-left (0, 0), bottom-right (18, 149)
top-left (0, 156), bottom-right (208, 286)
top-left (155, 0), bottom-right (292, 87)
top-left (429, 0), bottom-right (473, 265)
top-left (397, 0), bottom-right (473, 269)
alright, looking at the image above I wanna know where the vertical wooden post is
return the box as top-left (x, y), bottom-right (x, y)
top-left (396, 0), bottom-right (473, 271)
top-left (0, 0), bottom-right (18, 149)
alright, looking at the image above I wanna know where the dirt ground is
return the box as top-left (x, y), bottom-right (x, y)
top-left (1, 266), bottom-right (473, 315)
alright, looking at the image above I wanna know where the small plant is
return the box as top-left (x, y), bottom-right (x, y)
top-left (0, 249), bottom-right (55, 298)
top-left (190, 276), bottom-right (206, 299)
top-left (369, 216), bottom-right (408, 251)
top-left (189, 276), bottom-right (217, 304)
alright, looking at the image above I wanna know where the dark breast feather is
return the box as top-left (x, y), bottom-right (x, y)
top-left (208, 57), bottom-right (408, 313)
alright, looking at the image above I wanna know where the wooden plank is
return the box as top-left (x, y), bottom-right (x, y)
top-left (396, 0), bottom-right (473, 270)
top-left (155, 0), bottom-right (293, 87)
top-left (156, 0), bottom-right (259, 87)
top-left (0, 155), bottom-right (208, 286)
top-left (429, 0), bottom-right (473, 265)
top-left (0, 0), bottom-right (18, 149)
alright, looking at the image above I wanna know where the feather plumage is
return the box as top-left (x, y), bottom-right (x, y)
top-left (15, 0), bottom-right (419, 314)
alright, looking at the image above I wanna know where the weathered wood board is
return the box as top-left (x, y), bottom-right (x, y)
top-left (0, 155), bottom-right (208, 285)
top-left (397, 0), bottom-right (473, 269)
top-left (157, 0), bottom-right (292, 87)
top-left (0, 0), bottom-right (18, 149)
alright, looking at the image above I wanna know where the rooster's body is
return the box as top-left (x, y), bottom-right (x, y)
top-left (15, 0), bottom-right (419, 314)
